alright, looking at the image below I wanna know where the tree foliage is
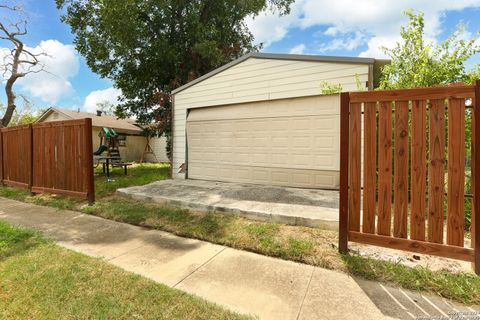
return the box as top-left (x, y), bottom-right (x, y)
top-left (56, 0), bottom-right (294, 160)
top-left (380, 10), bottom-right (480, 89)
top-left (379, 10), bottom-right (480, 229)
top-left (0, 97), bottom-right (44, 126)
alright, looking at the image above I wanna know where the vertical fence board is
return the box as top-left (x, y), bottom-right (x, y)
top-left (84, 118), bottom-right (95, 204)
top-left (428, 99), bottom-right (446, 244)
top-left (447, 98), bottom-right (465, 247)
top-left (410, 100), bottom-right (427, 241)
top-left (473, 81), bottom-right (480, 274)
top-left (349, 102), bottom-right (361, 231)
top-left (339, 93), bottom-right (350, 252)
top-left (0, 130), bottom-right (3, 184)
top-left (394, 101), bottom-right (409, 238)
top-left (1, 126), bottom-right (31, 189)
top-left (78, 124), bottom-right (86, 191)
top-left (28, 125), bottom-right (33, 190)
top-left (378, 101), bottom-right (393, 236)
top-left (363, 102), bottom-right (377, 233)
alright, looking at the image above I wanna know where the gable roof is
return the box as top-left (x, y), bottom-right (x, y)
top-left (171, 52), bottom-right (376, 95)
top-left (36, 108), bottom-right (142, 133)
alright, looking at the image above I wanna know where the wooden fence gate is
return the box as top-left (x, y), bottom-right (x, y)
top-left (339, 81), bottom-right (480, 274)
top-left (0, 118), bottom-right (95, 203)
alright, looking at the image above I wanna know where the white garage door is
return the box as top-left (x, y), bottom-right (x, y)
top-left (186, 95), bottom-right (340, 189)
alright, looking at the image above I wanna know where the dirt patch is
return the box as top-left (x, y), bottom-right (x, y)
top-left (350, 243), bottom-right (473, 273)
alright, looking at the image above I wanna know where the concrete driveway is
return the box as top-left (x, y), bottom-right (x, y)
top-left (118, 179), bottom-right (340, 229)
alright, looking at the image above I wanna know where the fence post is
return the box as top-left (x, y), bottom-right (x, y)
top-left (84, 118), bottom-right (95, 204)
top-left (339, 92), bottom-right (350, 253)
top-left (0, 129), bottom-right (3, 186)
top-left (473, 80), bottom-right (480, 275)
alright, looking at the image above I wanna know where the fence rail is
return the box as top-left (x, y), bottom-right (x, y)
top-left (0, 118), bottom-right (94, 203)
top-left (339, 81), bottom-right (480, 274)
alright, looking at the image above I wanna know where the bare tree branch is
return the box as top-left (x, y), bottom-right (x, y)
top-left (0, 3), bottom-right (46, 127)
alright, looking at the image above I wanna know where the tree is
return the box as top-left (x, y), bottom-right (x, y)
top-left (0, 3), bottom-right (46, 127)
top-left (380, 10), bottom-right (480, 89)
top-left (95, 101), bottom-right (116, 116)
top-left (0, 96), bottom-right (44, 126)
top-left (56, 0), bottom-right (294, 160)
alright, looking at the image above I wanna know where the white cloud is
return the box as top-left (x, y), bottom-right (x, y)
top-left (289, 44), bottom-right (306, 54)
top-left (358, 36), bottom-right (400, 58)
top-left (83, 87), bottom-right (122, 113)
top-left (324, 27), bottom-right (339, 36)
top-left (246, 0), bottom-right (480, 57)
top-left (319, 32), bottom-right (366, 52)
top-left (1, 40), bottom-right (79, 103)
top-left (245, 11), bottom-right (297, 47)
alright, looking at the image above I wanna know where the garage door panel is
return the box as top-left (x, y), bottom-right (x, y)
top-left (314, 136), bottom-right (336, 149)
top-left (270, 119), bottom-right (290, 130)
top-left (186, 97), bottom-right (340, 189)
top-left (188, 161), bottom-right (340, 189)
top-left (313, 117), bottom-right (338, 130)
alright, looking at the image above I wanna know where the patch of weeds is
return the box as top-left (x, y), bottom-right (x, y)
top-left (246, 223), bottom-right (279, 238)
top-left (285, 237), bottom-right (315, 259)
top-left (187, 214), bottom-right (229, 239)
top-left (30, 194), bottom-right (81, 211)
top-left (245, 223), bottom-right (281, 251)
top-left (0, 187), bottom-right (29, 201)
top-left (342, 254), bottom-right (480, 305)
top-left (80, 202), bottom-right (100, 215)
top-left (0, 220), bottom-right (45, 260)
top-left (153, 206), bottom-right (192, 225)
top-left (83, 198), bottom-right (153, 225)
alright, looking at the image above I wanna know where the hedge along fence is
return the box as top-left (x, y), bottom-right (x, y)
top-left (339, 81), bottom-right (480, 274)
top-left (0, 118), bottom-right (95, 203)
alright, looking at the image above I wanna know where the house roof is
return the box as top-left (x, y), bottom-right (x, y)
top-left (36, 108), bottom-right (142, 133)
top-left (172, 52), bottom-right (377, 95)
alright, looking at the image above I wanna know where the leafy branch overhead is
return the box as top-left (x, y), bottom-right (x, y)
top-left (380, 9), bottom-right (480, 89)
top-left (0, 4), bottom-right (47, 127)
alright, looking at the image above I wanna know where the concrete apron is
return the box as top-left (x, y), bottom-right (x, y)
top-left (117, 179), bottom-right (340, 230)
top-left (0, 197), bottom-right (390, 320)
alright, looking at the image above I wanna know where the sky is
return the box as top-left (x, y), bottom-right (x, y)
top-left (2, 0), bottom-right (480, 113)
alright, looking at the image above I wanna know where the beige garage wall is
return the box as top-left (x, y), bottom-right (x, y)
top-left (186, 95), bottom-right (340, 189)
top-left (173, 56), bottom-right (369, 179)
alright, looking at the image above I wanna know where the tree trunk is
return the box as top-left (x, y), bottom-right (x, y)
top-left (1, 78), bottom-right (16, 127)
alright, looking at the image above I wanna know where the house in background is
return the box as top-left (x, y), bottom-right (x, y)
top-left (36, 107), bottom-right (169, 163)
top-left (172, 52), bottom-right (386, 189)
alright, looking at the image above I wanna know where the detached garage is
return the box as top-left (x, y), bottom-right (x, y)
top-left (172, 53), bottom-right (380, 189)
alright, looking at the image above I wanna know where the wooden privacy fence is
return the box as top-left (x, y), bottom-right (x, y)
top-left (339, 81), bottom-right (480, 274)
top-left (0, 118), bottom-right (95, 203)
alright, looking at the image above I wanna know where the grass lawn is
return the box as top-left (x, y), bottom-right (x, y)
top-left (0, 220), bottom-right (250, 320)
top-left (1, 163), bottom-right (479, 305)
